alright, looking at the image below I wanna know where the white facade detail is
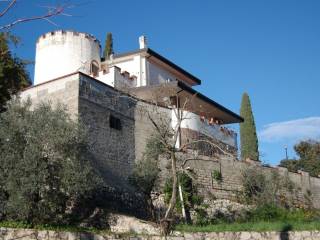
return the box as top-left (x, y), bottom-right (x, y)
top-left (111, 57), bottom-right (179, 87)
top-left (96, 66), bottom-right (137, 88)
top-left (147, 61), bottom-right (177, 85)
top-left (110, 55), bottom-right (145, 87)
top-left (139, 36), bottom-right (147, 49)
top-left (171, 110), bottom-right (237, 148)
top-left (34, 30), bottom-right (101, 85)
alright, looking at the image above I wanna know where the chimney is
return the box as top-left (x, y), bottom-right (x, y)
top-left (139, 35), bottom-right (147, 49)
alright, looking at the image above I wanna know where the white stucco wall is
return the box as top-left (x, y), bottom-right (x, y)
top-left (96, 69), bottom-right (115, 87)
top-left (96, 67), bottom-right (137, 88)
top-left (34, 31), bottom-right (101, 85)
top-left (147, 61), bottom-right (177, 85)
top-left (112, 55), bottom-right (145, 86)
top-left (112, 55), bottom-right (179, 87)
top-left (171, 110), bottom-right (237, 148)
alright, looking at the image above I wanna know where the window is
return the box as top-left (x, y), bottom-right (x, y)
top-left (109, 115), bottom-right (122, 130)
top-left (91, 60), bottom-right (99, 77)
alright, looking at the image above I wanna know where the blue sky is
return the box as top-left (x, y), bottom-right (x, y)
top-left (2, 0), bottom-right (320, 165)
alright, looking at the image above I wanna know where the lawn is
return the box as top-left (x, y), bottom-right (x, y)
top-left (175, 221), bottom-right (320, 233)
top-left (0, 221), bottom-right (101, 233)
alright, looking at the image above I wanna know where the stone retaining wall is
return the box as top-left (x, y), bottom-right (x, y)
top-left (2, 227), bottom-right (320, 240)
top-left (157, 153), bottom-right (320, 209)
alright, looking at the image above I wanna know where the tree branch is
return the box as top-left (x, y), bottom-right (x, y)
top-left (0, 4), bottom-right (67, 30)
top-left (181, 157), bottom-right (219, 169)
top-left (0, 0), bottom-right (16, 18)
top-left (179, 139), bottom-right (235, 158)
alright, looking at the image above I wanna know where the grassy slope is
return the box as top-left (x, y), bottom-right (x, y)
top-left (176, 221), bottom-right (320, 233)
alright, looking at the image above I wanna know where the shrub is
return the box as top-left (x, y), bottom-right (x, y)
top-left (163, 173), bottom-right (203, 214)
top-left (0, 100), bottom-right (103, 225)
top-left (249, 204), bottom-right (286, 221)
top-left (194, 208), bottom-right (209, 226)
top-left (248, 204), bottom-right (319, 223)
top-left (240, 167), bottom-right (297, 207)
top-left (241, 167), bottom-right (267, 204)
top-left (129, 135), bottom-right (164, 195)
top-left (212, 170), bottom-right (222, 182)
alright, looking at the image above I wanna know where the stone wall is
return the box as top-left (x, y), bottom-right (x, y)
top-left (19, 73), bottom-right (80, 118)
top-left (19, 72), bottom-right (320, 210)
top-left (2, 227), bottom-right (320, 240)
top-left (134, 101), bottom-right (171, 162)
top-left (79, 74), bottom-right (137, 184)
top-left (169, 153), bottom-right (320, 208)
top-left (20, 72), bottom-right (138, 184)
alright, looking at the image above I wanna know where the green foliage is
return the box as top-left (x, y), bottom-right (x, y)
top-left (212, 170), bottom-right (222, 182)
top-left (193, 208), bottom-right (209, 226)
top-left (178, 203), bottom-right (320, 230)
top-left (240, 167), bottom-right (297, 208)
top-left (247, 204), bottom-right (318, 223)
top-left (0, 220), bottom-right (104, 234)
top-left (279, 158), bottom-right (301, 173)
top-left (103, 32), bottom-right (114, 59)
top-left (0, 100), bottom-right (103, 225)
top-left (249, 204), bottom-right (285, 221)
top-left (280, 140), bottom-right (320, 177)
top-left (176, 220), bottom-right (320, 233)
top-left (129, 135), bottom-right (164, 195)
top-left (164, 173), bottom-right (203, 213)
top-left (240, 92), bottom-right (259, 161)
top-left (0, 33), bottom-right (31, 112)
top-left (241, 167), bottom-right (267, 203)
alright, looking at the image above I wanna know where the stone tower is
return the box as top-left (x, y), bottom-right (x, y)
top-left (34, 30), bottom-right (101, 85)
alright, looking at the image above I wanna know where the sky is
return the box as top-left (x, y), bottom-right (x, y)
top-left (2, 0), bottom-right (320, 165)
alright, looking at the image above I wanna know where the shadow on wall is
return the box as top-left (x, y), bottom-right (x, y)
top-left (73, 150), bottom-right (152, 224)
top-left (280, 224), bottom-right (292, 240)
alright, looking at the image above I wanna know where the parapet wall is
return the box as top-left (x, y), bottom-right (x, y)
top-left (19, 73), bottom-right (80, 118)
top-left (2, 227), bottom-right (320, 240)
top-left (167, 154), bottom-right (320, 208)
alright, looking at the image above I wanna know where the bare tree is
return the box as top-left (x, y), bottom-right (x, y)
top-left (0, 0), bottom-right (72, 30)
top-left (133, 85), bottom-right (237, 234)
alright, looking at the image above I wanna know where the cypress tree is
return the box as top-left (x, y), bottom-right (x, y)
top-left (240, 92), bottom-right (259, 161)
top-left (103, 32), bottom-right (114, 59)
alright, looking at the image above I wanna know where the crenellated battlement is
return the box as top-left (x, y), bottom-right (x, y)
top-left (36, 30), bottom-right (101, 47)
top-left (37, 30), bottom-right (99, 42)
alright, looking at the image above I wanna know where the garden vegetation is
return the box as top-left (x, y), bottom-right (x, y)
top-left (0, 100), bottom-right (103, 225)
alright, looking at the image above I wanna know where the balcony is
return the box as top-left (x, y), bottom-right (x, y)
top-left (172, 110), bottom-right (237, 149)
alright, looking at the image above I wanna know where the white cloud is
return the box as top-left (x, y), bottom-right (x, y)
top-left (259, 117), bottom-right (320, 143)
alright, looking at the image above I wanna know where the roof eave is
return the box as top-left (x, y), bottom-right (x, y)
top-left (176, 81), bottom-right (244, 123)
top-left (113, 48), bottom-right (202, 86)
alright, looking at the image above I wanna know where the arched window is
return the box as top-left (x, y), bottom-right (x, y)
top-left (91, 60), bottom-right (99, 77)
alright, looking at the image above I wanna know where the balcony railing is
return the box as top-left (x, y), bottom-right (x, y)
top-left (172, 110), bottom-right (237, 148)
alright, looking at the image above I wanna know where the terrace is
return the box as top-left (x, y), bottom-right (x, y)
top-left (130, 81), bottom-right (242, 150)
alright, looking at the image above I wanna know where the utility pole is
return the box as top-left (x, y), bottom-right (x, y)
top-left (284, 145), bottom-right (288, 160)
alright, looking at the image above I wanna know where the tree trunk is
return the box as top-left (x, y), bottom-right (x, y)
top-left (164, 151), bottom-right (177, 220)
top-left (178, 183), bottom-right (187, 221)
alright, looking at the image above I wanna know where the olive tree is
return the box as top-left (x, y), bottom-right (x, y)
top-left (0, 99), bottom-right (102, 225)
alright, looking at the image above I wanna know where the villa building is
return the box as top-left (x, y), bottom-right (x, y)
top-left (20, 30), bottom-right (242, 185)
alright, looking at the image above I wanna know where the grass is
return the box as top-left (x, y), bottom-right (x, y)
top-left (175, 221), bottom-right (320, 233)
top-left (0, 221), bottom-right (107, 234)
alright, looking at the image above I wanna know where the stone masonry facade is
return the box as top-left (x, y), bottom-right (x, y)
top-left (20, 72), bottom-right (320, 209)
top-left (166, 153), bottom-right (320, 209)
top-left (20, 73), bottom-right (138, 186)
